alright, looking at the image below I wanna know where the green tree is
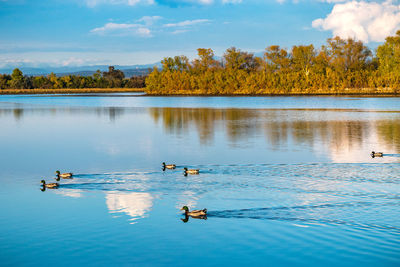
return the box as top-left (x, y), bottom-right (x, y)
top-left (0, 74), bottom-right (11, 89)
top-left (103, 66), bottom-right (125, 87)
top-left (377, 30), bottom-right (400, 73)
top-left (9, 68), bottom-right (24, 89)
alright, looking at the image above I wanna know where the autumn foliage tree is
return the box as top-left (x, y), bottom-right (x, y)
top-left (146, 32), bottom-right (400, 95)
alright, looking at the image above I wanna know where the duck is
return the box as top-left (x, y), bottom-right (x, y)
top-left (183, 167), bottom-right (199, 175)
top-left (180, 206), bottom-right (207, 217)
top-left (55, 170), bottom-right (73, 179)
top-left (162, 162), bottom-right (176, 170)
top-left (371, 151), bottom-right (383, 158)
top-left (41, 180), bottom-right (59, 189)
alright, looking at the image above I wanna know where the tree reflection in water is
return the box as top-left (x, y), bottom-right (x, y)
top-left (148, 107), bottom-right (400, 157)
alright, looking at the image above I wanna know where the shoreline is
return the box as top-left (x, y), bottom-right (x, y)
top-left (0, 88), bottom-right (145, 95)
top-left (1, 88), bottom-right (399, 97)
top-left (145, 92), bottom-right (400, 97)
top-left (145, 87), bottom-right (399, 96)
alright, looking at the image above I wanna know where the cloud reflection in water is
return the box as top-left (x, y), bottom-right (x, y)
top-left (106, 191), bottom-right (153, 224)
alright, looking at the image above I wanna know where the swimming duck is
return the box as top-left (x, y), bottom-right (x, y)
top-left (162, 162), bottom-right (176, 170)
top-left (371, 151), bottom-right (383, 158)
top-left (41, 180), bottom-right (59, 189)
top-left (55, 170), bottom-right (73, 179)
top-left (183, 167), bottom-right (199, 175)
top-left (180, 206), bottom-right (207, 217)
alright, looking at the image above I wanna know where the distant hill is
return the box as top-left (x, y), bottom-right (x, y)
top-left (0, 63), bottom-right (161, 77)
top-left (54, 68), bottom-right (151, 78)
top-left (0, 54), bottom-right (266, 77)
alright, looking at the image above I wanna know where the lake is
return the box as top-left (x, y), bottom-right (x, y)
top-left (0, 94), bottom-right (399, 266)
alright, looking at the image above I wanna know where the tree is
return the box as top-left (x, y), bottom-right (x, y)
top-left (223, 47), bottom-right (260, 72)
top-left (48, 72), bottom-right (64, 88)
top-left (161, 57), bottom-right (175, 72)
top-left (125, 76), bottom-right (146, 88)
top-left (0, 74), bottom-right (11, 89)
top-left (9, 68), bottom-right (24, 89)
top-left (192, 48), bottom-right (219, 72)
top-left (326, 36), bottom-right (371, 73)
top-left (33, 76), bottom-right (49, 89)
top-left (377, 30), bottom-right (400, 73)
top-left (22, 76), bottom-right (33, 89)
top-left (61, 75), bottom-right (73, 88)
top-left (174, 56), bottom-right (190, 72)
top-left (291, 45), bottom-right (315, 77)
top-left (264, 45), bottom-right (290, 72)
top-left (103, 66), bottom-right (125, 87)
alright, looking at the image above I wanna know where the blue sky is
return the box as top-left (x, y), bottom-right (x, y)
top-left (0, 0), bottom-right (399, 67)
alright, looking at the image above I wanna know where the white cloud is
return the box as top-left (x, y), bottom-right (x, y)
top-left (163, 19), bottom-right (211, 27)
top-left (194, 0), bottom-right (243, 3)
top-left (86, 0), bottom-right (154, 7)
top-left (62, 57), bottom-right (87, 66)
top-left (183, 0), bottom-right (242, 4)
top-left (137, 27), bottom-right (152, 36)
top-left (163, 19), bottom-right (211, 34)
top-left (275, 0), bottom-right (303, 3)
top-left (86, 0), bottom-right (241, 7)
top-left (91, 22), bottom-right (152, 37)
top-left (194, 0), bottom-right (213, 3)
top-left (91, 16), bottom-right (210, 38)
top-left (91, 23), bottom-right (139, 33)
top-left (222, 0), bottom-right (242, 3)
top-left (312, 0), bottom-right (400, 43)
top-left (137, 15), bottom-right (162, 26)
top-left (321, 0), bottom-right (347, 2)
top-left (171, 29), bottom-right (189, 34)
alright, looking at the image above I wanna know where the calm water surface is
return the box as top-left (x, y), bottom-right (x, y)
top-left (0, 94), bottom-right (399, 266)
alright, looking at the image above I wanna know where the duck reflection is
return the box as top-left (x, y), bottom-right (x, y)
top-left (40, 184), bottom-right (60, 192)
top-left (181, 214), bottom-right (207, 223)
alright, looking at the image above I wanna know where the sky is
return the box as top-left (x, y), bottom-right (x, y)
top-left (0, 0), bottom-right (399, 68)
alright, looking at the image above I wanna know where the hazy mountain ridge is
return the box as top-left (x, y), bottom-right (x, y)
top-left (0, 63), bottom-right (161, 77)
top-left (0, 53), bottom-right (265, 77)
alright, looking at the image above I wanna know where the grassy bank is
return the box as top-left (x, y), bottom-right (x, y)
top-left (0, 88), bottom-right (145, 95)
top-left (1, 87), bottom-right (399, 96)
top-left (146, 87), bottom-right (400, 96)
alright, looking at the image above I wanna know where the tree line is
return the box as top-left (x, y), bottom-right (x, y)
top-left (146, 31), bottom-right (400, 95)
top-left (0, 66), bottom-right (146, 90)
